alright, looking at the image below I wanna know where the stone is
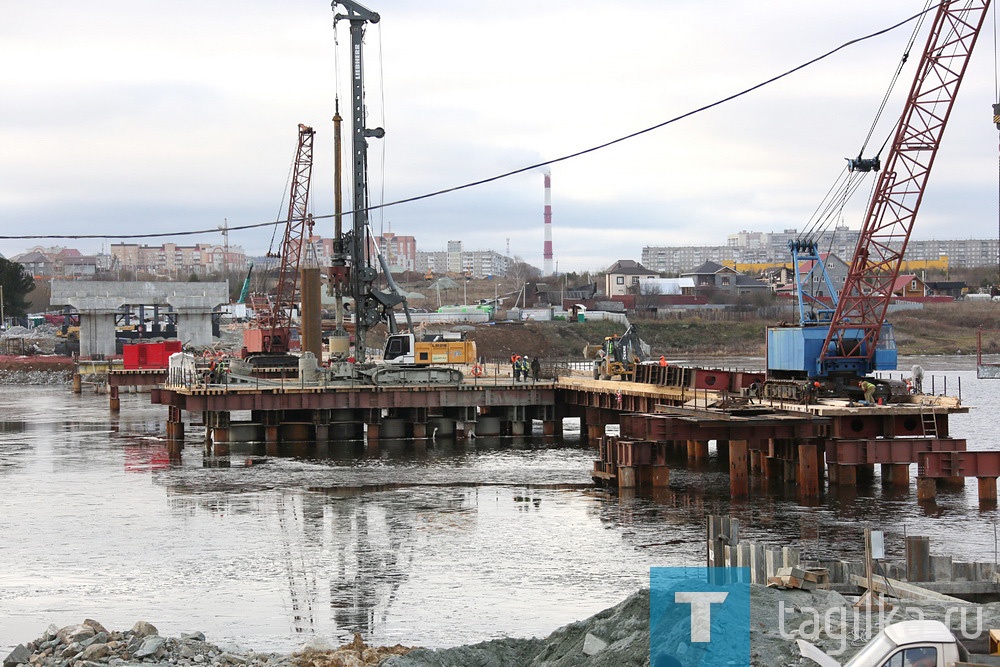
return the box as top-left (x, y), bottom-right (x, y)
top-left (79, 633), bottom-right (107, 649)
top-left (4, 644), bottom-right (31, 667)
top-left (130, 622), bottom-right (158, 639)
top-left (581, 632), bottom-right (608, 656)
top-left (78, 644), bottom-right (109, 662)
top-left (193, 655), bottom-right (206, 663)
top-left (134, 636), bottom-right (165, 659)
top-left (57, 626), bottom-right (95, 645)
top-left (82, 621), bottom-right (109, 636)
top-left (59, 643), bottom-right (82, 659)
top-left (180, 632), bottom-right (205, 643)
top-left (218, 654), bottom-right (246, 665)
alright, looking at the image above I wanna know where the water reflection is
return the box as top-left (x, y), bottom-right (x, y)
top-left (2, 361), bottom-right (1000, 653)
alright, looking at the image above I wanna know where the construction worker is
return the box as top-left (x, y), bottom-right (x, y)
top-left (531, 356), bottom-right (541, 381)
top-left (511, 353), bottom-right (521, 381)
top-left (748, 381), bottom-right (761, 404)
top-left (659, 355), bottom-right (667, 367)
top-left (859, 379), bottom-right (877, 404)
top-left (518, 355), bottom-right (530, 382)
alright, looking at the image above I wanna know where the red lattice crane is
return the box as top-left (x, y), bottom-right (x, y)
top-left (818, 0), bottom-right (991, 377)
top-left (243, 124), bottom-right (315, 356)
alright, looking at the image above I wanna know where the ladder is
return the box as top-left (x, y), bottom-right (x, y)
top-left (919, 399), bottom-right (938, 438)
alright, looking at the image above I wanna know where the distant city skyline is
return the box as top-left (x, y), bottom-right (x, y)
top-left (4, 3), bottom-right (1000, 272)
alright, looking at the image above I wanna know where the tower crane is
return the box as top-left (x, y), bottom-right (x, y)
top-left (767, 0), bottom-right (992, 396)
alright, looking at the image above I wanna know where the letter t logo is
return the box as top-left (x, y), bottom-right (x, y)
top-left (674, 591), bottom-right (729, 642)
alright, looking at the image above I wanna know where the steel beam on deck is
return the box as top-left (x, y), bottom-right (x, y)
top-left (620, 412), bottom-right (827, 443)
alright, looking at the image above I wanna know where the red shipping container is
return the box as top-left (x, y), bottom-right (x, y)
top-left (123, 341), bottom-right (182, 369)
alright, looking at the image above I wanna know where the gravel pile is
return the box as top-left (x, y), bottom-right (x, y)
top-left (0, 368), bottom-right (72, 385)
top-left (3, 620), bottom-right (413, 667)
top-left (10, 588), bottom-right (1000, 667)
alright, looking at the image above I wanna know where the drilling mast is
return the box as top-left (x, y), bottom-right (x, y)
top-left (331, 0), bottom-right (407, 361)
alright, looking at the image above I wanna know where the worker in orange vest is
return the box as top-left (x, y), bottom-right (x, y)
top-left (659, 355), bottom-right (667, 367)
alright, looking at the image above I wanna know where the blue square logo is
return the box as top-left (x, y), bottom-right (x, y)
top-left (650, 567), bottom-right (750, 667)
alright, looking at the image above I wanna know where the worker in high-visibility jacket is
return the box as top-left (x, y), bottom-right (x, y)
top-left (858, 380), bottom-right (877, 404)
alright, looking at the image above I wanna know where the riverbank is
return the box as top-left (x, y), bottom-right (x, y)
top-left (466, 301), bottom-right (1000, 360)
top-left (10, 585), bottom-right (1000, 667)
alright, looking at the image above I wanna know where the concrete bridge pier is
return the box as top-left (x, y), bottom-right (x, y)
top-left (51, 281), bottom-right (228, 358)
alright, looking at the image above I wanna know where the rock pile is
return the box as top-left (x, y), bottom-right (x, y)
top-left (3, 621), bottom-right (413, 667)
top-left (10, 586), bottom-right (1000, 667)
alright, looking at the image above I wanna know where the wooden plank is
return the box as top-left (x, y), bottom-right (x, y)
top-left (850, 574), bottom-right (968, 604)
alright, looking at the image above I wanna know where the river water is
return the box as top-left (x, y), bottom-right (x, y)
top-left (0, 355), bottom-right (997, 653)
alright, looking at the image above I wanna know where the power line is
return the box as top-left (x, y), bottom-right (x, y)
top-left (0, 5), bottom-right (936, 244)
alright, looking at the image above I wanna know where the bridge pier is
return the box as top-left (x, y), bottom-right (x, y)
top-left (828, 463), bottom-right (857, 487)
top-left (729, 440), bottom-right (749, 498)
top-left (881, 463), bottom-right (910, 487)
top-left (715, 439), bottom-right (729, 464)
top-left (798, 444), bottom-right (821, 497)
top-left (979, 477), bottom-right (997, 503)
top-left (166, 405), bottom-right (184, 442)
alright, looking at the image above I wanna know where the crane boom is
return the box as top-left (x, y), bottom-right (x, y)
top-left (819, 0), bottom-right (991, 375)
top-left (243, 124), bottom-right (315, 357)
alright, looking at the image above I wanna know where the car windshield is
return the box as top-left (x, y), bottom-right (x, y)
top-left (844, 635), bottom-right (897, 667)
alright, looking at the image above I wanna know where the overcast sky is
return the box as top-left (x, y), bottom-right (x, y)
top-left (2, 1), bottom-right (998, 272)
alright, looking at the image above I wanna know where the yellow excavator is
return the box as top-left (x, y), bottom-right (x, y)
top-left (587, 324), bottom-right (647, 380)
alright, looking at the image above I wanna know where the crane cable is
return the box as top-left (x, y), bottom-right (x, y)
top-left (798, 1), bottom-right (935, 254)
top-left (0, 4), bottom-right (943, 244)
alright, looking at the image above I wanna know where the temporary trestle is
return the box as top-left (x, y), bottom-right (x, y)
top-left (593, 400), bottom-right (969, 501)
top-left (152, 382), bottom-right (566, 455)
top-left (138, 364), bottom-right (976, 505)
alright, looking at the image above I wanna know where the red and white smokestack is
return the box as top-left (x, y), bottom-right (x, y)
top-left (543, 170), bottom-right (553, 276)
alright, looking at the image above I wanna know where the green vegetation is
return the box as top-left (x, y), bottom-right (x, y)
top-left (0, 257), bottom-right (35, 319)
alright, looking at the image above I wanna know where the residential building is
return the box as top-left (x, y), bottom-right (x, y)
top-left (110, 242), bottom-right (248, 276)
top-left (645, 229), bottom-right (998, 272)
top-left (371, 233), bottom-right (417, 273)
top-left (415, 245), bottom-right (511, 278)
top-left (604, 260), bottom-right (658, 296)
top-left (892, 274), bottom-right (929, 298)
top-left (682, 261), bottom-right (770, 296)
